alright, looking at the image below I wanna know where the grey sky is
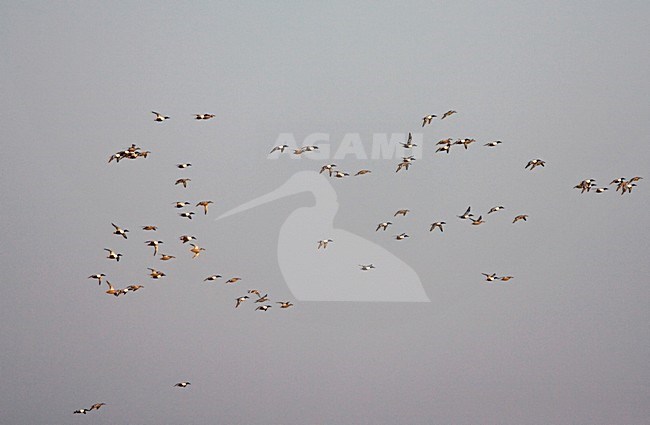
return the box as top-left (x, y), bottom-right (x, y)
top-left (1, 1), bottom-right (649, 424)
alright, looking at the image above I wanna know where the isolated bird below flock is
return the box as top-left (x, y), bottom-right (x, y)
top-left (174, 201), bottom-right (190, 208)
top-left (179, 211), bottom-right (195, 219)
top-left (317, 239), bottom-right (333, 249)
top-left (395, 233), bottom-right (410, 240)
top-left (333, 171), bottom-right (349, 178)
top-left (255, 305), bottom-right (272, 311)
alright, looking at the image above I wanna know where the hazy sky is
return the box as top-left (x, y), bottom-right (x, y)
top-left (2, 1), bottom-right (649, 424)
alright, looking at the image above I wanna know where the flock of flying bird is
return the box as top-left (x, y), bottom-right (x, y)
top-left (77, 108), bottom-right (642, 415)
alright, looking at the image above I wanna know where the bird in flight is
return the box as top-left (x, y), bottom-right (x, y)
top-left (359, 264), bottom-right (375, 271)
top-left (484, 140), bottom-right (502, 147)
top-left (174, 382), bottom-right (191, 388)
top-left (88, 274), bottom-right (105, 286)
top-left (320, 164), bottom-right (337, 176)
top-left (482, 273), bottom-right (498, 282)
top-left (429, 221), bottom-right (445, 232)
top-left (175, 178), bottom-right (191, 188)
top-left (256, 305), bottom-right (272, 311)
top-left (394, 209), bottom-right (410, 217)
top-left (457, 206), bottom-right (473, 220)
top-left (142, 225), bottom-right (158, 231)
top-left (441, 110), bottom-right (457, 120)
top-left (422, 114), bottom-right (436, 127)
top-left (317, 239), bottom-right (333, 249)
top-left (104, 249), bottom-right (122, 261)
top-left (355, 169), bottom-right (372, 176)
top-left (512, 214), bottom-right (528, 224)
top-left (277, 301), bottom-right (294, 309)
top-left (189, 244), bottom-right (205, 259)
top-left (470, 215), bottom-right (485, 226)
top-left (235, 296), bottom-right (249, 308)
top-left (395, 233), bottom-right (410, 240)
top-left (270, 144), bottom-right (289, 154)
top-left (152, 111), bottom-right (169, 122)
top-left (111, 223), bottom-right (129, 239)
top-left (145, 240), bottom-right (163, 256)
top-left (376, 222), bottom-right (392, 231)
top-left (194, 113), bottom-right (215, 120)
top-left (204, 274), bottom-right (222, 282)
top-left (487, 206), bottom-right (504, 214)
top-left (525, 159), bottom-right (545, 170)
top-left (177, 163), bottom-right (192, 169)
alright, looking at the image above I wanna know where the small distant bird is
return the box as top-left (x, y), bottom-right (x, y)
top-left (621, 182), bottom-right (637, 195)
top-left (104, 249), bottom-right (122, 261)
top-left (148, 268), bottom-right (166, 279)
top-left (177, 163), bottom-right (192, 169)
top-left (179, 235), bottom-right (197, 244)
top-left (396, 161), bottom-right (411, 172)
top-left (401, 133), bottom-right (417, 149)
top-left (376, 222), bottom-right (392, 231)
top-left (256, 305), bottom-right (272, 311)
top-left (629, 176), bottom-right (643, 182)
top-left (437, 138), bottom-right (453, 145)
top-left (88, 274), bottom-right (106, 286)
top-left (173, 201), bottom-right (190, 208)
top-left (145, 240), bottom-right (163, 256)
top-left (394, 209), bottom-right (410, 217)
top-left (320, 164), bottom-right (337, 176)
top-left (235, 296), bottom-right (249, 308)
top-left (174, 382), bottom-right (191, 388)
top-left (179, 211), bottom-right (195, 220)
top-left (204, 275), bottom-right (222, 282)
top-left (488, 206), bottom-right (504, 214)
top-left (455, 138), bottom-right (475, 150)
top-left (500, 276), bottom-right (514, 282)
top-left (574, 179), bottom-right (596, 193)
top-left (333, 171), bottom-right (349, 178)
top-left (482, 273), bottom-right (498, 282)
top-left (470, 215), bottom-right (485, 226)
top-left (355, 169), bottom-right (372, 176)
top-left (435, 144), bottom-right (451, 154)
top-left (175, 178), bottom-right (191, 188)
top-left (359, 264), bottom-right (375, 271)
top-left (484, 140), bottom-right (502, 147)
top-left (525, 159), bottom-right (545, 170)
top-left (513, 214), bottom-right (528, 224)
top-left (196, 201), bottom-right (213, 215)
top-left (248, 289), bottom-right (261, 296)
top-left (226, 277), bottom-right (242, 285)
top-left (126, 285), bottom-right (143, 292)
top-left (105, 281), bottom-right (119, 296)
top-left (317, 239), bottom-right (333, 249)
top-left (152, 111), bottom-right (169, 122)
top-left (441, 110), bottom-right (457, 120)
top-left (457, 206), bottom-right (473, 220)
top-left (610, 177), bottom-right (626, 185)
top-left (160, 254), bottom-right (175, 261)
top-left (189, 244), bottom-right (205, 259)
top-left (277, 301), bottom-right (294, 309)
top-left (194, 113), bottom-right (215, 120)
top-left (255, 294), bottom-right (269, 303)
top-left (74, 409), bottom-right (89, 414)
top-left (470, 216), bottom-right (485, 226)
top-left (429, 221), bottom-right (445, 232)
top-left (422, 114), bottom-right (437, 127)
top-left (595, 187), bottom-right (608, 193)
top-left (142, 225), bottom-right (158, 231)
top-left (270, 144), bottom-right (289, 154)
top-left (88, 403), bottom-right (106, 411)
top-left (395, 233), bottom-right (410, 240)
top-left (111, 223), bottom-right (129, 239)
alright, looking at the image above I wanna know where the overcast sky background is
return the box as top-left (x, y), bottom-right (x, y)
top-left (2, 1), bottom-right (649, 424)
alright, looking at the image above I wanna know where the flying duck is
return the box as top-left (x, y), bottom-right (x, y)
top-left (145, 240), bottom-right (163, 256)
top-left (422, 114), bottom-right (437, 127)
top-left (457, 206), bottom-right (473, 220)
top-left (255, 305), bottom-right (272, 311)
top-left (194, 113), bottom-right (215, 120)
top-left (104, 249), bottom-right (122, 261)
top-left (152, 111), bottom-right (170, 122)
top-left (395, 233), bottom-right (410, 240)
top-left (176, 163), bottom-right (192, 169)
top-left (174, 382), bottom-right (191, 388)
top-left (179, 211), bottom-right (195, 219)
top-left (376, 222), bottom-right (392, 231)
top-left (189, 244), bottom-right (205, 258)
top-left (111, 223), bottom-right (129, 239)
top-left (525, 159), bottom-right (545, 170)
top-left (196, 201), bottom-right (213, 215)
top-left (394, 209), bottom-right (410, 217)
top-left (429, 221), bottom-right (445, 232)
top-left (471, 216), bottom-right (485, 225)
top-left (88, 274), bottom-right (106, 286)
top-left (270, 144), bottom-right (289, 154)
top-left (512, 214), bottom-right (528, 223)
top-left (235, 296), bottom-right (249, 308)
top-left (320, 164), bottom-right (337, 176)
top-left (160, 254), bottom-right (175, 261)
top-left (204, 275), bottom-right (222, 282)
top-left (484, 140), bottom-right (502, 147)
top-left (488, 206), bottom-right (504, 214)
top-left (179, 235), bottom-right (197, 244)
top-left (441, 110), bottom-right (457, 120)
top-left (148, 268), bottom-right (166, 279)
top-left (481, 273), bottom-right (498, 282)
top-left (175, 178), bottom-right (191, 188)
top-left (317, 239), bottom-right (333, 249)
top-left (225, 277), bottom-right (242, 285)
top-left (355, 169), bottom-right (372, 176)
top-left (142, 225), bottom-right (158, 231)
top-left (359, 264), bottom-right (375, 271)
top-left (277, 301), bottom-right (294, 308)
